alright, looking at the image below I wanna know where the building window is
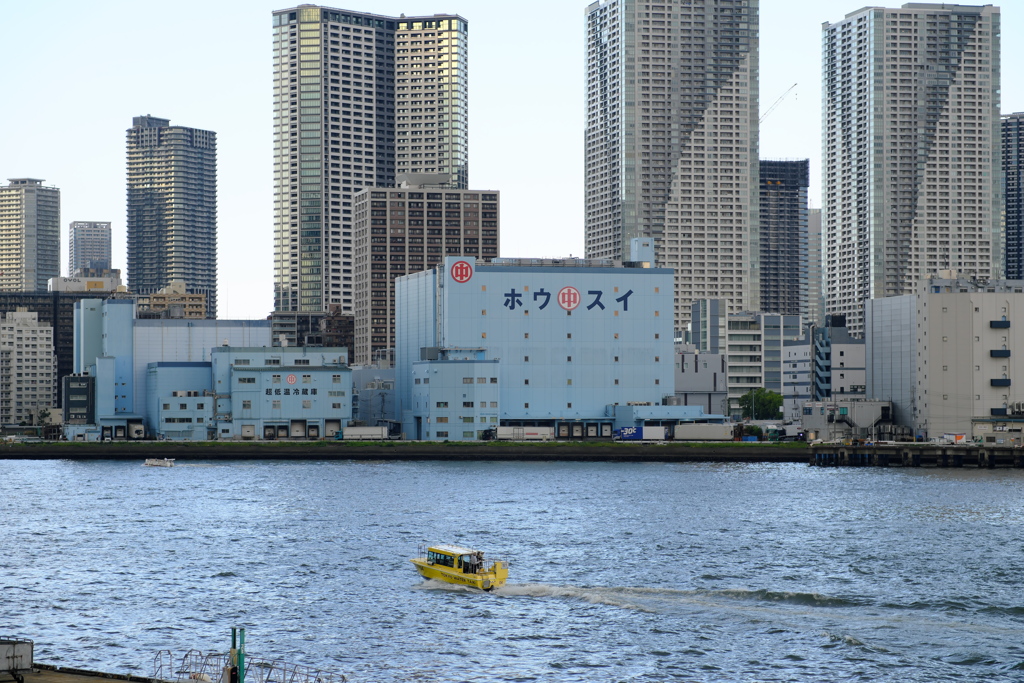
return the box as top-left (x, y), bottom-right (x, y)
top-left (462, 377), bottom-right (473, 384)
top-left (239, 377), bottom-right (256, 384)
top-left (490, 377), bottom-right (497, 383)
top-left (436, 431), bottom-right (448, 438)
top-left (463, 401), bottom-right (474, 408)
top-left (524, 403), bottom-right (529, 409)
top-left (242, 400), bottom-right (252, 410)
top-left (462, 417), bottom-right (474, 423)
top-left (567, 403), bottom-right (572, 408)
top-left (463, 431), bottom-right (474, 438)
top-left (272, 400), bottom-right (281, 409)
top-left (303, 400), bottom-right (312, 409)
top-left (436, 401), bottom-right (448, 408)
top-left (162, 403), bottom-right (169, 410)
top-left (524, 379), bottom-right (529, 385)
top-left (234, 359), bottom-right (250, 366)
top-left (273, 375), bottom-right (282, 384)
top-left (333, 374), bottom-right (342, 383)
top-left (303, 374), bottom-right (312, 383)
top-left (332, 403), bottom-right (341, 409)
top-left (436, 417), bottom-right (448, 423)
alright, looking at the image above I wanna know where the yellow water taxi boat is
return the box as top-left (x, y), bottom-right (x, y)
top-left (410, 544), bottom-right (509, 591)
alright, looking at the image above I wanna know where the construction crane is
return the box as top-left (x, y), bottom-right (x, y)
top-left (759, 83), bottom-right (797, 123)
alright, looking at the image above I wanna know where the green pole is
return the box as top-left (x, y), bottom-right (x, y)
top-left (238, 628), bottom-right (245, 683)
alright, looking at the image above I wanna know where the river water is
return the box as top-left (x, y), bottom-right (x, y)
top-left (2, 459), bottom-right (1023, 682)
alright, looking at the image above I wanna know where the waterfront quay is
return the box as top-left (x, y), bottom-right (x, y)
top-left (20, 665), bottom-right (156, 683)
top-left (0, 440), bottom-right (808, 463)
top-left (810, 442), bottom-right (1024, 468)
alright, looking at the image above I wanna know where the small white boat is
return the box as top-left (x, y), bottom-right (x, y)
top-left (143, 458), bottom-right (175, 467)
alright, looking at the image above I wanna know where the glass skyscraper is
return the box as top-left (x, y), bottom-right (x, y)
top-left (271, 6), bottom-right (468, 316)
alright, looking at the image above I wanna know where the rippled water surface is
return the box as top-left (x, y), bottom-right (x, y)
top-left (3, 459), bottom-right (1024, 681)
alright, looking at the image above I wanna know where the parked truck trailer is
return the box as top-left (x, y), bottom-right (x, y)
top-left (339, 426), bottom-right (390, 440)
top-left (494, 426), bottom-right (555, 441)
top-left (672, 423), bottom-right (734, 441)
top-left (616, 425), bottom-right (667, 441)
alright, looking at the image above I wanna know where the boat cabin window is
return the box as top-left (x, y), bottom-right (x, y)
top-left (427, 550), bottom-right (455, 567)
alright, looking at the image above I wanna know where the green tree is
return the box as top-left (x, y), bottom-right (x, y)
top-left (738, 388), bottom-right (783, 420)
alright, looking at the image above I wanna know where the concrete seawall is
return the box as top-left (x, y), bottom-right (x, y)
top-left (0, 441), bottom-right (809, 463)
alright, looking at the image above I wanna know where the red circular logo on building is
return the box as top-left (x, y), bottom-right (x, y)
top-left (450, 260), bottom-right (473, 283)
top-left (558, 286), bottom-right (581, 311)
top-left (286, 374), bottom-right (297, 385)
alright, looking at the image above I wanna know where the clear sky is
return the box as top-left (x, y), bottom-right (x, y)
top-left (1, 1), bottom-right (1020, 319)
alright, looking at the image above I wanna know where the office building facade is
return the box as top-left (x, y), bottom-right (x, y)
top-left (271, 6), bottom-right (468, 316)
top-left (759, 159), bottom-right (809, 316)
top-left (68, 221), bottom-right (111, 276)
top-left (352, 182), bottom-right (499, 365)
top-left (822, 4), bottom-right (1001, 334)
top-left (1003, 112), bottom-right (1024, 279)
top-left (0, 179), bottom-right (60, 292)
top-left (724, 311), bottom-right (802, 418)
top-left (126, 116), bottom-right (218, 318)
top-left (584, 0), bottom-right (760, 335)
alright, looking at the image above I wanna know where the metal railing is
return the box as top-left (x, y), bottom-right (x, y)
top-left (153, 650), bottom-right (345, 683)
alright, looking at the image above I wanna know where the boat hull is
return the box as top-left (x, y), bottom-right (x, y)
top-left (410, 558), bottom-right (508, 591)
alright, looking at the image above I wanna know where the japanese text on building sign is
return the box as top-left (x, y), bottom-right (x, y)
top-left (502, 287), bottom-right (633, 312)
top-left (266, 388), bottom-right (318, 396)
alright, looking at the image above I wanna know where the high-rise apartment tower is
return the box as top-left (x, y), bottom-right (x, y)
top-left (0, 179), bottom-right (60, 292)
top-left (584, 0), bottom-right (760, 336)
top-left (822, 3), bottom-right (1001, 334)
top-left (126, 116), bottom-right (218, 318)
top-left (68, 221), bottom-right (112, 276)
top-left (759, 159), bottom-right (809, 317)
top-left (1003, 112), bottom-right (1024, 279)
top-left (272, 6), bottom-right (468, 316)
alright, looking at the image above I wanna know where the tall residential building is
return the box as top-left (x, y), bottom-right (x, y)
top-left (759, 159), bottom-right (809, 316)
top-left (353, 177), bottom-right (499, 365)
top-left (0, 309), bottom-right (55, 424)
top-left (271, 6), bottom-right (468, 317)
top-left (68, 221), bottom-right (111, 275)
top-left (584, 0), bottom-right (760, 336)
top-left (0, 179), bottom-right (60, 292)
top-left (1003, 112), bottom-right (1024, 279)
top-left (806, 208), bottom-right (825, 327)
top-left (126, 115), bottom-right (218, 318)
top-left (822, 3), bottom-right (1001, 335)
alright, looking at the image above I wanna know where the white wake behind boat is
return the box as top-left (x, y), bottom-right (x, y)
top-left (143, 458), bottom-right (176, 467)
